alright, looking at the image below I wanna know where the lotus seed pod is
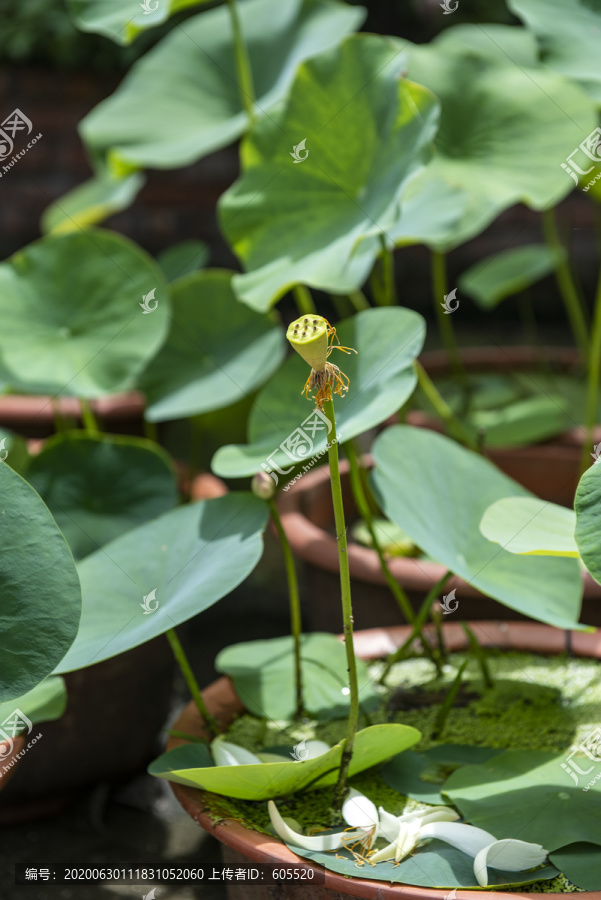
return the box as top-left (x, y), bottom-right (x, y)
top-left (251, 471), bottom-right (276, 500)
top-left (286, 315), bottom-right (329, 370)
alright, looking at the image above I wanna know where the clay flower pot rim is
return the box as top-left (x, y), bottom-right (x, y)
top-left (167, 621), bottom-right (601, 900)
top-left (277, 451), bottom-right (601, 602)
top-left (0, 391), bottom-right (145, 424)
top-left (0, 735), bottom-right (26, 792)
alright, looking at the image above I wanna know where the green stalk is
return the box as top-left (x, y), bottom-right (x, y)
top-left (293, 284), bottom-right (317, 315)
top-left (431, 660), bottom-right (468, 740)
top-left (323, 398), bottom-right (359, 808)
top-left (382, 245), bottom-right (397, 305)
top-left (347, 290), bottom-right (370, 311)
top-left (226, 0), bottom-right (256, 123)
top-left (166, 628), bottom-right (220, 736)
top-left (144, 419), bottom-right (158, 443)
top-left (268, 499), bottom-right (304, 716)
top-left (345, 440), bottom-right (438, 669)
top-left (580, 264), bottom-right (601, 474)
top-left (542, 208), bottom-right (589, 362)
top-left (431, 250), bottom-right (464, 380)
top-left (51, 399), bottom-right (68, 434)
top-left (461, 622), bottom-right (493, 689)
top-left (379, 571), bottom-right (452, 684)
top-left (414, 361), bottom-right (479, 452)
top-left (79, 398), bottom-right (100, 435)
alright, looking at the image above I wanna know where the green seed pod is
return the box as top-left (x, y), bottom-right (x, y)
top-left (286, 315), bottom-right (329, 370)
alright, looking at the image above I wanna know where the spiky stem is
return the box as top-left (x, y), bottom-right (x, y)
top-left (166, 627), bottom-right (219, 736)
top-left (226, 0), bottom-right (256, 124)
top-left (323, 399), bottom-right (359, 808)
top-left (542, 208), bottom-right (589, 363)
top-left (580, 264), bottom-right (601, 474)
top-left (293, 284), bottom-right (317, 315)
top-left (431, 250), bottom-right (464, 380)
top-left (268, 498), bottom-right (304, 716)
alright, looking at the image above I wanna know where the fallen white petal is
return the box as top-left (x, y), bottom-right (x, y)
top-left (303, 740), bottom-right (331, 759)
top-left (473, 839), bottom-right (548, 887)
top-left (419, 821), bottom-right (497, 858)
top-left (378, 808), bottom-right (403, 843)
top-left (342, 788), bottom-right (379, 829)
top-left (396, 818), bottom-right (421, 862)
top-left (268, 800), bottom-right (362, 852)
top-left (211, 740), bottom-right (262, 767)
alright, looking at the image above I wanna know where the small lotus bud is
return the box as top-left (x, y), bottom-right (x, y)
top-left (286, 314), bottom-right (329, 370)
top-left (252, 471), bottom-right (276, 500)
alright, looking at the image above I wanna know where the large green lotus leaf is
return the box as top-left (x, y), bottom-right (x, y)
top-left (389, 174), bottom-right (471, 251)
top-left (549, 843), bottom-right (601, 891)
top-left (480, 497), bottom-right (578, 558)
top-left (459, 245), bottom-right (562, 309)
top-left (401, 46), bottom-right (597, 250)
top-left (149, 723), bottom-right (420, 800)
top-left (575, 462), bottom-right (601, 584)
top-left (0, 465), bottom-right (81, 701)
top-left (55, 493), bottom-right (268, 672)
top-left (0, 427), bottom-right (29, 475)
top-left (40, 173), bottom-right (145, 235)
top-left (221, 34), bottom-right (439, 311)
top-left (382, 744), bottom-right (504, 806)
top-left (0, 230), bottom-right (169, 399)
top-left (0, 676), bottom-right (67, 727)
top-left (468, 395), bottom-right (571, 448)
top-left (26, 433), bottom-right (178, 560)
top-left (80, 0), bottom-right (365, 171)
top-left (141, 271), bottom-right (286, 422)
top-left (444, 749), bottom-right (601, 851)
top-left (212, 308), bottom-right (425, 479)
top-left (68, 0), bottom-right (210, 45)
top-left (157, 241), bottom-right (209, 283)
top-left (510, 0), bottom-right (601, 103)
top-left (371, 426), bottom-right (583, 629)
top-left (292, 844), bottom-right (557, 888)
top-left (216, 634), bottom-right (379, 721)
top-left (434, 23), bottom-right (540, 67)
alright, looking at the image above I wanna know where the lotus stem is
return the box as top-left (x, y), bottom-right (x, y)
top-left (431, 250), bottom-right (465, 381)
top-left (267, 498), bottom-right (304, 717)
top-left (323, 398), bottom-right (360, 809)
top-left (414, 361), bottom-right (479, 452)
top-left (379, 571), bottom-right (452, 684)
top-left (166, 627), bottom-right (220, 736)
top-left (347, 290), bottom-right (370, 311)
top-left (580, 264), bottom-right (601, 474)
top-left (345, 440), bottom-right (439, 670)
top-left (79, 398), bottom-right (99, 435)
top-left (431, 659), bottom-right (468, 740)
top-left (226, 0), bottom-right (256, 124)
top-left (293, 284), bottom-right (317, 315)
top-left (542, 208), bottom-right (589, 363)
top-left (461, 622), bottom-right (493, 689)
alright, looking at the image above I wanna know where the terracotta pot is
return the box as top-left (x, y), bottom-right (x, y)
top-left (166, 622), bottom-right (601, 900)
top-left (0, 468), bottom-right (226, 823)
top-left (0, 391), bottom-right (146, 438)
top-left (412, 346), bottom-right (599, 508)
top-left (0, 736), bottom-right (25, 793)
top-left (277, 457), bottom-right (601, 631)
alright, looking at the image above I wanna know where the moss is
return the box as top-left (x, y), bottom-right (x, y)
top-left (205, 651), bottom-right (601, 893)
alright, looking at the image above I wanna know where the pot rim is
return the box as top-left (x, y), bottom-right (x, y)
top-left (277, 453), bottom-right (600, 601)
top-left (0, 735), bottom-right (26, 791)
top-left (0, 391), bottom-right (145, 424)
top-left (167, 621), bottom-right (601, 900)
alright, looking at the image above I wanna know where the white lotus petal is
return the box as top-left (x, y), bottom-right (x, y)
top-left (474, 839), bottom-right (548, 887)
top-left (396, 805), bottom-right (459, 824)
top-left (370, 840), bottom-right (397, 863)
top-left (342, 788), bottom-right (379, 829)
top-left (256, 752), bottom-right (289, 763)
top-left (211, 740), bottom-right (262, 767)
top-left (419, 821), bottom-right (497, 858)
top-left (304, 740), bottom-right (331, 759)
top-left (378, 807), bottom-right (403, 842)
top-left (268, 800), bottom-right (362, 852)
top-left (395, 818), bottom-right (421, 863)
